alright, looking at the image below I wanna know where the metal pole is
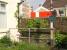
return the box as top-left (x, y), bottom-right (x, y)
top-left (50, 22), bottom-right (54, 39)
top-left (50, 21), bottom-right (54, 46)
top-left (50, 0), bottom-right (54, 47)
top-left (50, 0), bottom-right (53, 9)
top-left (29, 28), bottom-right (31, 43)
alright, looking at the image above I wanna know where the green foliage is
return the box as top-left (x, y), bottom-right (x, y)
top-left (0, 41), bottom-right (50, 50)
top-left (0, 36), bottom-right (12, 47)
top-left (27, 19), bottom-right (34, 28)
top-left (34, 18), bottom-right (41, 28)
top-left (55, 31), bottom-right (63, 48)
top-left (18, 42), bottom-right (49, 50)
top-left (40, 19), bottom-right (49, 28)
top-left (27, 19), bottom-right (49, 28)
top-left (34, 18), bottom-right (41, 24)
top-left (55, 31), bottom-right (67, 48)
top-left (61, 35), bottom-right (67, 48)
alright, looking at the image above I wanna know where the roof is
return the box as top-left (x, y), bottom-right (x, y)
top-left (0, 1), bottom-right (8, 4)
top-left (43, 0), bottom-right (67, 9)
top-left (34, 6), bottom-right (50, 12)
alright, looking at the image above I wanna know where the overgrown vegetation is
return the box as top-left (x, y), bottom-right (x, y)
top-left (55, 31), bottom-right (67, 49)
top-left (0, 36), bottom-right (12, 47)
top-left (27, 18), bottom-right (49, 28)
top-left (0, 36), bottom-right (50, 50)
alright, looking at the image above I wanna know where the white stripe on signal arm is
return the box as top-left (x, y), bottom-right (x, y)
top-left (36, 12), bottom-right (39, 17)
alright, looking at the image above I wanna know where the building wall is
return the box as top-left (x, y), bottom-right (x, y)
top-left (0, 1), bottom-right (7, 29)
top-left (19, 0), bottom-right (31, 18)
top-left (0, 0), bottom-right (20, 42)
top-left (0, 0), bottom-right (21, 29)
top-left (66, 6), bottom-right (67, 16)
top-left (54, 7), bottom-right (67, 17)
top-left (0, 14), bottom-right (7, 28)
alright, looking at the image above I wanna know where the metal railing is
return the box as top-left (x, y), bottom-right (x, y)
top-left (9, 28), bottom-right (55, 44)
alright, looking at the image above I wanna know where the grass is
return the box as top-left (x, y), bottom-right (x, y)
top-left (0, 35), bottom-right (50, 50)
top-left (0, 41), bottom-right (50, 50)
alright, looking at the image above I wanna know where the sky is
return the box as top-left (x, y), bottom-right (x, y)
top-left (28, 0), bottom-right (46, 10)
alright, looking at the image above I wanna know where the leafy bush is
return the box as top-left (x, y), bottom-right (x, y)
top-left (27, 19), bottom-right (34, 28)
top-left (34, 18), bottom-right (41, 28)
top-left (27, 19), bottom-right (49, 28)
top-left (55, 31), bottom-right (67, 49)
top-left (0, 36), bottom-right (12, 47)
top-left (40, 19), bottom-right (49, 28)
top-left (55, 31), bottom-right (64, 48)
top-left (61, 36), bottom-right (67, 48)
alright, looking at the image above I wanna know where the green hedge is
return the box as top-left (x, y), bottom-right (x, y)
top-left (55, 31), bottom-right (67, 49)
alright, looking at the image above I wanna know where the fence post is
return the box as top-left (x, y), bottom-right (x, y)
top-left (50, 21), bottom-right (54, 47)
top-left (29, 28), bottom-right (31, 43)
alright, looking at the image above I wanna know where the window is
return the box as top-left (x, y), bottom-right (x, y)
top-left (0, 3), bottom-right (6, 12)
top-left (0, 2), bottom-right (7, 28)
top-left (1, 3), bottom-right (5, 8)
top-left (59, 10), bottom-right (64, 14)
top-left (59, 9), bottom-right (65, 17)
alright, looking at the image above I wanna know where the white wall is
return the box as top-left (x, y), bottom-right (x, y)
top-left (0, 0), bottom-right (20, 42)
top-left (0, 14), bottom-right (7, 28)
top-left (54, 7), bottom-right (67, 17)
top-left (6, 0), bottom-right (18, 28)
top-left (66, 7), bottom-right (67, 16)
top-left (0, 0), bottom-right (20, 29)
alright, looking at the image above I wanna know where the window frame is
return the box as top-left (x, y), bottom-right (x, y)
top-left (59, 8), bottom-right (65, 17)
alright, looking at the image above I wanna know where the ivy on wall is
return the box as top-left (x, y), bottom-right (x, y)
top-left (27, 18), bottom-right (49, 28)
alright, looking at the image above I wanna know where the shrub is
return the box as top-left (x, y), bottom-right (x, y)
top-left (55, 31), bottom-right (64, 48)
top-left (0, 40), bottom-right (50, 50)
top-left (0, 36), bottom-right (12, 47)
top-left (61, 36), bottom-right (67, 49)
top-left (27, 19), bottom-right (34, 28)
top-left (55, 31), bottom-right (67, 49)
top-left (18, 42), bottom-right (49, 50)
